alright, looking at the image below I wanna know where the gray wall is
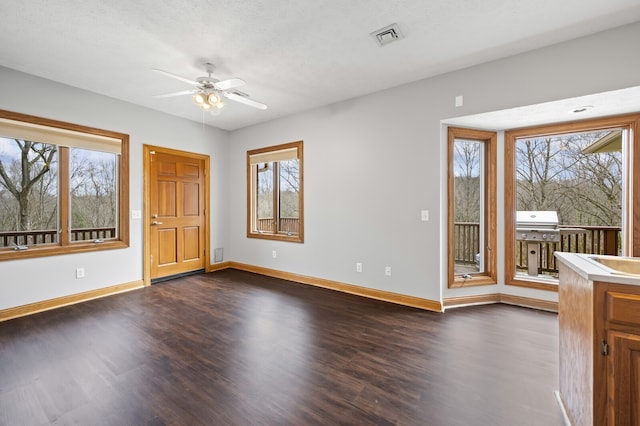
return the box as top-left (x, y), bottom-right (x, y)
top-left (1, 22), bottom-right (639, 311)
top-left (0, 67), bottom-right (230, 310)
top-left (228, 22), bottom-right (640, 304)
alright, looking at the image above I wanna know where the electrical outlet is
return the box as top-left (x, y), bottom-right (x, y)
top-left (356, 262), bottom-right (362, 273)
top-left (421, 210), bottom-right (429, 221)
top-left (76, 268), bottom-right (85, 279)
top-left (385, 266), bottom-right (392, 276)
top-left (272, 250), bottom-right (277, 258)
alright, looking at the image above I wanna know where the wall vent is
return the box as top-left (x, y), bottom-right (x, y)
top-left (370, 23), bottom-right (403, 47)
top-left (214, 247), bottom-right (224, 262)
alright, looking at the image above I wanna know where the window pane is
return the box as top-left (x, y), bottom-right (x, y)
top-left (0, 138), bottom-right (58, 247)
top-left (453, 139), bottom-right (483, 275)
top-left (278, 158), bottom-right (299, 235)
top-left (0, 109), bottom-right (129, 260)
top-left (256, 163), bottom-right (274, 232)
top-left (247, 141), bottom-right (303, 243)
top-left (70, 148), bottom-right (118, 241)
top-left (514, 129), bottom-right (623, 278)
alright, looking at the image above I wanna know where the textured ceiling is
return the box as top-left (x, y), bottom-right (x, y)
top-left (1, 1), bottom-right (640, 131)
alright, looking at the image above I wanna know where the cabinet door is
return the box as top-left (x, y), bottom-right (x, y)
top-left (608, 330), bottom-right (640, 425)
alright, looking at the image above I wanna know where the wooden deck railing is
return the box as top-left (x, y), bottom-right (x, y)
top-left (4, 222), bottom-right (619, 276)
top-left (70, 227), bottom-right (116, 242)
top-left (0, 227), bottom-right (116, 247)
top-left (454, 222), bottom-right (480, 265)
top-left (257, 217), bottom-right (299, 234)
top-left (514, 225), bottom-right (621, 274)
top-left (454, 222), bottom-right (621, 275)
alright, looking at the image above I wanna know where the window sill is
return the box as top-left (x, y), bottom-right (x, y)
top-left (506, 275), bottom-right (559, 292)
top-left (247, 232), bottom-right (304, 244)
top-left (0, 240), bottom-right (129, 261)
top-left (450, 274), bottom-right (497, 288)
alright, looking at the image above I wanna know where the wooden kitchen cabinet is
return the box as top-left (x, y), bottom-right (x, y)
top-left (557, 258), bottom-right (640, 426)
top-left (600, 288), bottom-right (640, 425)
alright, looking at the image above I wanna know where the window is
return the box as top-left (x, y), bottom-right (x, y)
top-left (247, 141), bottom-right (303, 243)
top-left (0, 109), bottom-right (129, 260)
top-left (504, 114), bottom-right (640, 291)
top-left (448, 127), bottom-right (497, 287)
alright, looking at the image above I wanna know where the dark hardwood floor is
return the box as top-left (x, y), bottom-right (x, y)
top-left (0, 270), bottom-right (564, 425)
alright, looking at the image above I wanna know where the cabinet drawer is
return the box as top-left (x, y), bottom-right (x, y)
top-left (606, 291), bottom-right (640, 327)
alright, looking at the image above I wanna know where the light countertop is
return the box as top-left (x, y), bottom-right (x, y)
top-left (555, 252), bottom-right (640, 286)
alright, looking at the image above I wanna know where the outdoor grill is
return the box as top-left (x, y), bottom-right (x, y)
top-left (516, 211), bottom-right (584, 276)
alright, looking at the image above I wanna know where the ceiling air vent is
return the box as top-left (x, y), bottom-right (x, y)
top-left (370, 23), bottom-right (403, 47)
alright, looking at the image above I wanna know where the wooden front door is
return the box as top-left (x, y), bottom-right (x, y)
top-left (148, 148), bottom-right (207, 280)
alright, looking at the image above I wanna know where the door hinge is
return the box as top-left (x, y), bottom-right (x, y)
top-left (602, 340), bottom-right (609, 356)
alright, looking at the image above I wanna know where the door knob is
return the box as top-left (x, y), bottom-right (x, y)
top-left (152, 221), bottom-right (163, 225)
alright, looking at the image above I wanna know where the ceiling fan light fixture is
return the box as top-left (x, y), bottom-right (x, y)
top-left (194, 91), bottom-right (224, 111)
top-left (154, 65), bottom-right (265, 112)
top-left (207, 92), bottom-right (220, 105)
top-left (193, 92), bottom-right (206, 105)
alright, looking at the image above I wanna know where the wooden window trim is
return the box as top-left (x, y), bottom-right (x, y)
top-left (448, 127), bottom-right (497, 288)
top-left (0, 109), bottom-right (129, 261)
top-left (504, 113), bottom-right (640, 291)
top-left (246, 140), bottom-right (304, 243)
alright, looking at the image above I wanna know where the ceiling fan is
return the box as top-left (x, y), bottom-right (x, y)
top-left (152, 63), bottom-right (267, 112)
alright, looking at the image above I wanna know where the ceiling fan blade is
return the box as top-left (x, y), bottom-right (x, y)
top-left (153, 89), bottom-right (198, 98)
top-left (224, 92), bottom-right (268, 110)
top-left (214, 78), bottom-right (245, 91)
top-left (152, 69), bottom-right (199, 86)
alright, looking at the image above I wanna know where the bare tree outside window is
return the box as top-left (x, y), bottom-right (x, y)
top-left (257, 163), bottom-right (274, 221)
top-left (70, 148), bottom-right (118, 241)
top-left (516, 130), bottom-right (622, 227)
top-left (278, 158), bottom-right (299, 219)
top-left (0, 110), bottom-right (128, 259)
top-left (0, 139), bottom-right (119, 247)
top-left (255, 159), bottom-right (299, 233)
top-left (0, 138), bottom-right (58, 243)
top-left (448, 127), bottom-right (497, 287)
top-left (248, 141), bottom-right (303, 243)
top-left (453, 139), bottom-right (481, 224)
top-left (511, 128), bottom-right (623, 278)
top-left (452, 138), bottom-right (483, 274)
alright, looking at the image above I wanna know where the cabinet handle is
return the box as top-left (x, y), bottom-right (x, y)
top-left (152, 221), bottom-right (163, 225)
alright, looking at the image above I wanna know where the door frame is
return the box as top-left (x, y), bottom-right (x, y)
top-left (143, 144), bottom-right (211, 286)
